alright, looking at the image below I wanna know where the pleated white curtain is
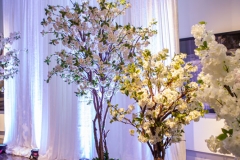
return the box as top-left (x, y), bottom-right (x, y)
top-left (3, 0), bottom-right (184, 160)
top-left (3, 0), bottom-right (81, 159)
top-left (3, 0), bottom-right (44, 156)
top-left (107, 0), bottom-right (185, 160)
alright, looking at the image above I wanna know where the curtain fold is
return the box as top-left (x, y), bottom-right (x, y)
top-left (3, 0), bottom-right (81, 159)
top-left (107, 0), bottom-right (185, 160)
top-left (3, 0), bottom-right (39, 156)
top-left (3, 0), bottom-right (183, 159)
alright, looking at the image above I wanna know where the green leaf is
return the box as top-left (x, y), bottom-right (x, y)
top-left (87, 100), bottom-right (92, 105)
top-left (197, 79), bottom-right (204, 84)
top-left (195, 48), bottom-right (201, 52)
top-left (45, 8), bottom-right (50, 15)
top-left (125, 90), bottom-right (129, 96)
top-left (222, 128), bottom-right (228, 134)
top-left (120, 0), bottom-right (126, 5)
top-left (138, 91), bottom-right (143, 95)
top-left (41, 19), bottom-right (47, 26)
top-left (203, 41), bottom-right (208, 48)
top-left (69, 19), bottom-right (79, 26)
top-left (199, 21), bottom-right (207, 25)
top-left (115, 22), bottom-right (119, 30)
top-left (124, 24), bottom-right (131, 30)
top-left (143, 49), bottom-right (151, 57)
top-left (44, 58), bottom-right (51, 65)
top-left (59, 10), bottom-right (67, 18)
top-left (221, 128), bottom-right (233, 136)
top-left (202, 109), bottom-right (209, 115)
top-left (217, 133), bottom-right (227, 141)
top-left (135, 117), bottom-right (142, 122)
top-left (120, 86), bottom-right (126, 91)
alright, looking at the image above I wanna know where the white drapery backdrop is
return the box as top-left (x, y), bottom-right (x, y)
top-left (3, 0), bottom-right (184, 159)
top-left (3, 1), bottom-right (81, 159)
top-left (107, 0), bottom-right (185, 160)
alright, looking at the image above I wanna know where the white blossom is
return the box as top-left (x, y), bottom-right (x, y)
top-left (0, 32), bottom-right (21, 82)
top-left (192, 22), bottom-right (240, 157)
top-left (129, 129), bottom-right (135, 136)
top-left (110, 48), bottom-right (205, 149)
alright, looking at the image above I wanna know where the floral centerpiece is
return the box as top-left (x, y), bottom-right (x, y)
top-left (191, 22), bottom-right (240, 158)
top-left (0, 32), bottom-right (20, 82)
top-left (110, 49), bottom-right (206, 160)
top-left (41, 0), bottom-right (157, 159)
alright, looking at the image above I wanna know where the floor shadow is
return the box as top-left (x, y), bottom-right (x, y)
top-left (0, 154), bottom-right (29, 160)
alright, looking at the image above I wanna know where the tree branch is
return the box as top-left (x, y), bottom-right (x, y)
top-left (147, 141), bottom-right (154, 156)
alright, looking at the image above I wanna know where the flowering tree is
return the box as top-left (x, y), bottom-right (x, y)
top-left (0, 32), bottom-right (20, 82)
top-left (110, 49), bottom-right (206, 160)
top-left (191, 22), bottom-right (240, 158)
top-left (41, 0), bottom-right (157, 159)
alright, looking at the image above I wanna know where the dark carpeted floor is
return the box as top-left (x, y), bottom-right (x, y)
top-left (0, 154), bottom-right (29, 160)
top-left (0, 154), bottom-right (91, 160)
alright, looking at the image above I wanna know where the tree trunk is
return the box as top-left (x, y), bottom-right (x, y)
top-left (92, 89), bottom-right (108, 160)
top-left (153, 142), bottom-right (165, 160)
top-left (93, 109), bottom-right (106, 160)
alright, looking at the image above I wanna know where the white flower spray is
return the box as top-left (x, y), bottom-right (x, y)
top-left (192, 22), bottom-right (240, 158)
top-left (110, 49), bottom-right (206, 159)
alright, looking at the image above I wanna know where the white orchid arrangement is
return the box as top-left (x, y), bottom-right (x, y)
top-left (0, 32), bottom-right (20, 81)
top-left (110, 49), bottom-right (206, 160)
top-left (191, 22), bottom-right (240, 158)
top-left (41, 0), bottom-right (157, 159)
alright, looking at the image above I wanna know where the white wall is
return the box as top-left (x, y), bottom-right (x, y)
top-left (186, 150), bottom-right (234, 160)
top-left (178, 0), bottom-right (240, 157)
top-left (178, 0), bottom-right (240, 38)
top-left (185, 114), bottom-right (233, 157)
